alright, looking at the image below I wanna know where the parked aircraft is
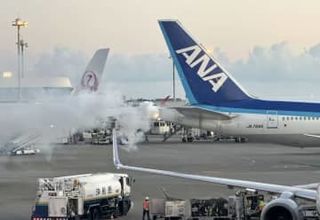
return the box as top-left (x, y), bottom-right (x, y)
top-left (158, 20), bottom-right (320, 147)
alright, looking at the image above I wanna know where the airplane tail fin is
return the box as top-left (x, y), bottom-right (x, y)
top-left (160, 95), bottom-right (170, 107)
top-left (75, 48), bottom-right (109, 93)
top-left (158, 20), bottom-right (252, 105)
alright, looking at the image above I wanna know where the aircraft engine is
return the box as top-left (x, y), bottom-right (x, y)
top-left (261, 194), bottom-right (303, 220)
top-left (316, 185), bottom-right (320, 214)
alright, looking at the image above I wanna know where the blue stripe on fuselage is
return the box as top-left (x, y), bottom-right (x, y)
top-left (199, 99), bottom-right (320, 116)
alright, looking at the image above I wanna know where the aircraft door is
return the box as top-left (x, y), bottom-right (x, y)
top-left (216, 120), bottom-right (223, 135)
top-left (266, 111), bottom-right (278, 129)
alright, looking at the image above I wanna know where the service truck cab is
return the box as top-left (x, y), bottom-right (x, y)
top-left (31, 173), bottom-right (132, 220)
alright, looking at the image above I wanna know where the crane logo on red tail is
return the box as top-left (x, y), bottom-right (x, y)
top-left (81, 71), bottom-right (99, 91)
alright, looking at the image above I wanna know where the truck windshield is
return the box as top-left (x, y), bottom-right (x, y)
top-left (126, 177), bottom-right (131, 186)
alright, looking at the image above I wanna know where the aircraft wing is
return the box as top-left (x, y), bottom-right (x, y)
top-left (112, 130), bottom-right (316, 201)
top-left (304, 134), bottom-right (320, 139)
top-left (171, 106), bottom-right (235, 120)
top-left (293, 183), bottom-right (320, 189)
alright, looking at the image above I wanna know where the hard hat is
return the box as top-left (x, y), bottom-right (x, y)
top-left (145, 196), bottom-right (149, 200)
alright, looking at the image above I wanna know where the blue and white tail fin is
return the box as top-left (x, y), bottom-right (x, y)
top-left (159, 20), bottom-right (252, 105)
top-left (75, 48), bottom-right (109, 93)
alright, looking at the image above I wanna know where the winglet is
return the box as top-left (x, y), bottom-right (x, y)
top-left (112, 129), bottom-right (122, 169)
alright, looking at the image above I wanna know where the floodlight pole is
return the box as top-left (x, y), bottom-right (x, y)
top-left (20, 39), bottom-right (28, 78)
top-left (12, 18), bottom-right (28, 101)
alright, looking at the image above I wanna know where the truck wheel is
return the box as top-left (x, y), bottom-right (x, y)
top-left (90, 208), bottom-right (100, 220)
top-left (113, 209), bottom-right (119, 219)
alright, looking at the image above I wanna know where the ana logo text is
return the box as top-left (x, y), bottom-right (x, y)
top-left (176, 45), bottom-right (228, 92)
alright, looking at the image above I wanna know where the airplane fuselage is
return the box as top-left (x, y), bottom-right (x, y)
top-left (158, 20), bottom-right (320, 147)
top-left (160, 99), bottom-right (320, 147)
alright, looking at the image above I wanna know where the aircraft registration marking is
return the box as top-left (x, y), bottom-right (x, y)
top-left (246, 124), bottom-right (264, 129)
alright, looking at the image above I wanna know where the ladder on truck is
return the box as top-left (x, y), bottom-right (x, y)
top-left (162, 124), bottom-right (184, 142)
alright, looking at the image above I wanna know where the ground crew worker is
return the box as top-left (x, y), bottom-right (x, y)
top-left (142, 196), bottom-right (151, 220)
top-left (257, 195), bottom-right (265, 212)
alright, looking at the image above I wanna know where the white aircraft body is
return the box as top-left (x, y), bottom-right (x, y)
top-left (112, 129), bottom-right (320, 220)
top-left (158, 20), bottom-right (320, 147)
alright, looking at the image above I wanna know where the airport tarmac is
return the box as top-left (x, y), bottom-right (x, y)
top-left (1, 139), bottom-right (320, 219)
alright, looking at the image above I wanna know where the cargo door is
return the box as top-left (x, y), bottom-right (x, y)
top-left (266, 111), bottom-right (278, 129)
top-left (215, 121), bottom-right (223, 135)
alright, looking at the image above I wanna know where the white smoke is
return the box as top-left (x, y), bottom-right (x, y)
top-left (0, 88), bottom-right (152, 156)
top-left (113, 100), bottom-right (160, 151)
top-left (0, 47), bottom-right (159, 157)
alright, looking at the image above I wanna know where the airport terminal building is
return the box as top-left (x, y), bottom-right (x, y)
top-left (0, 75), bottom-right (73, 101)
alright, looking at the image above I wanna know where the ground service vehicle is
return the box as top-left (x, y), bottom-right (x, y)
top-left (31, 173), bottom-right (132, 220)
top-left (149, 190), bottom-right (319, 220)
top-left (150, 196), bottom-right (235, 220)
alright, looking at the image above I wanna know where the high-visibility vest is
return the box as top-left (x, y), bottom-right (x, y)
top-left (258, 200), bottom-right (265, 210)
top-left (143, 200), bottom-right (150, 210)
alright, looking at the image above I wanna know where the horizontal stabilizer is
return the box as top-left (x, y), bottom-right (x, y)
top-left (172, 106), bottom-right (235, 120)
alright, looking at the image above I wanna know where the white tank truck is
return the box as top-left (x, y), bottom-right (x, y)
top-left (31, 173), bottom-right (133, 220)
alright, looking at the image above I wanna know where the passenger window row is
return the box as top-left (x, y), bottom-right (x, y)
top-left (282, 116), bottom-right (320, 121)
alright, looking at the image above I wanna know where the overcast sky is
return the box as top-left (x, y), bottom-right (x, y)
top-left (2, 0), bottom-right (320, 99)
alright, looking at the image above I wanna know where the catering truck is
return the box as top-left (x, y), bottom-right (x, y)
top-left (31, 173), bottom-right (132, 220)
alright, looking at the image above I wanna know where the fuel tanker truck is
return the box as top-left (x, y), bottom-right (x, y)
top-left (31, 172), bottom-right (133, 220)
